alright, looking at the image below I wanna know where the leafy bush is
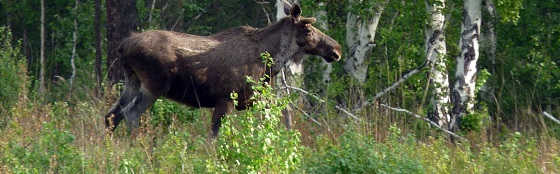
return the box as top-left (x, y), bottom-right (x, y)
top-left (2, 122), bottom-right (84, 173)
top-left (149, 99), bottom-right (200, 128)
top-left (208, 52), bottom-right (303, 173)
top-left (305, 126), bottom-right (425, 174)
top-left (0, 26), bottom-right (28, 127)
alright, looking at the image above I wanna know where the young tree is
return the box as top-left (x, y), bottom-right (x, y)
top-left (106, 0), bottom-right (138, 85)
top-left (426, 0), bottom-right (451, 127)
top-left (95, 0), bottom-right (103, 95)
top-left (39, 0), bottom-right (46, 95)
top-left (69, 0), bottom-right (79, 98)
top-left (451, 0), bottom-right (482, 131)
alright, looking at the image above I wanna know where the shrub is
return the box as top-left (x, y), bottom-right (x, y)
top-left (0, 26), bottom-right (28, 128)
top-left (1, 122), bottom-right (84, 173)
top-left (208, 52), bottom-right (303, 173)
top-left (149, 99), bottom-right (200, 128)
top-left (305, 126), bottom-right (425, 174)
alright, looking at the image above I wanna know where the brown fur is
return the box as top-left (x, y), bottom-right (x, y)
top-left (104, 5), bottom-right (342, 137)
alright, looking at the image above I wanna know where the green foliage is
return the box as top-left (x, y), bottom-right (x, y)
top-left (459, 112), bottom-right (487, 132)
top-left (496, 0), bottom-right (523, 24)
top-left (305, 126), bottom-right (425, 174)
top-left (149, 99), bottom-right (199, 128)
top-left (0, 26), bottom-right (28, 127)
top-left (2, 122), bottom-right (84, 173)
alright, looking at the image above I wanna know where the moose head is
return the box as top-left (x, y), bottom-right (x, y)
top-left (281, 3), bottom-right (342, 63)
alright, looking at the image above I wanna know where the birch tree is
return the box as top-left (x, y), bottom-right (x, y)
top-left (426, 0), bottom-right (450, 127)
top-left (95, 0), bottom-right (102, 95)
top-left (344, 0), bottom-right (388, 83)
top-left (39, 0), bottom-right (46, 95)
top-left (451, 0), bottom-right (482, 131)
top-left (69, 0), bottom-right (79, 98)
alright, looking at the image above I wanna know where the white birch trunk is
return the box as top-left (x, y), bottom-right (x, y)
top-left (344, 0), bottom-right (388, 83)
top-left (69, 0), bottom-right (79, 98)
top-left (148, 0), bottom-right (157, 27)
top-left (451, 0), bottom-right (482, 130)
top-left (39, 0), bottom-right (46, 94)
top-left (426, 0), bottom-right (451, 127)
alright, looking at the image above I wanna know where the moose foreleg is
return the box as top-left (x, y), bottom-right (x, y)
top-left (122, 89), bottom-right (156, 131)
top-left (105, 86), bottom-right (139, 132)
top-left (211, 99), bottom-right (234, 138)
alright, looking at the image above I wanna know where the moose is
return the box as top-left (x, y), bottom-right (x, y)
top-left (104, 4), bottom-right (342, 137)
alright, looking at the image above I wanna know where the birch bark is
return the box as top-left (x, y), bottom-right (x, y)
top-left (69, 0), bottom-right (79, 98)
top-left (343, 0), bottom-right (388, 83)
top-left (426, 0), bottom-right (451, 127)
top-left (39, 0), bottom-right (46, 94)
top-left (451, 0), bottom-right (482, 131)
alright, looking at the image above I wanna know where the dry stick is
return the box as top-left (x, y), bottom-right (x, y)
top-left (379, 103), bottom-right (467, 140)
top-left (282, 85), bottom-right (361, 121)
top-left (282, 85), bottom-right (463, 140)
top-left (290, 103), bottom-right (322, 126)
top-left (280, 68), bottom-right (293, 128)
top-left (542, 112), bottom-right (560, 125)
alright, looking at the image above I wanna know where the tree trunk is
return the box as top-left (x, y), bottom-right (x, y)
top-left (148, 0), bottom-right (157, 27)
top-left (343, 0), bottom-right (388, 83)
top-left (106, 0), bottom-right (138, 85)
top-left (451, 0), bottom-right (482, 131)
top-left (483, 0), bottom-right (496, 70)
top-left (39, 0), bottom-right (46, 95)
top-left (426, 0), bottom-right (451, 127)
top-left (94, 0), bottom-right (103, 96)
top-left (69, 0), bottom-right (79, 99)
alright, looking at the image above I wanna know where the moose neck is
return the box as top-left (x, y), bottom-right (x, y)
top-left (254, 18), bottom-right (302, 76)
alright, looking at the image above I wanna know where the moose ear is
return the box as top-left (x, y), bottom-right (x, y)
top-left (290, 4), bottom-right (302, 19)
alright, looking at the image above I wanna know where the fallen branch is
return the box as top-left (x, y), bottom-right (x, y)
top-left (379, 103), bottom-right (467, 141)
top-left (282, 85), bottom-right (361, 121)
top-left (542, 112), bottom-right (560, 125)
top-left (290, 103), bottom-right (322, 126)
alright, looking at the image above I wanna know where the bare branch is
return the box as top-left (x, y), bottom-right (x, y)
top-left (543, 112), bottom-right (560, 125)
top-left (379, 103), bottom-right (467, 141)
top-left (290, 103), bottom-right (322, 126)
top-left (282, 85), bottom-right (361, 121)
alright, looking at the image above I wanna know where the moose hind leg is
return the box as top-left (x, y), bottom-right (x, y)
top-left (211, 99), bottom-right (234, 138)
top-left (122, 88), bottom-right (156, 130)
